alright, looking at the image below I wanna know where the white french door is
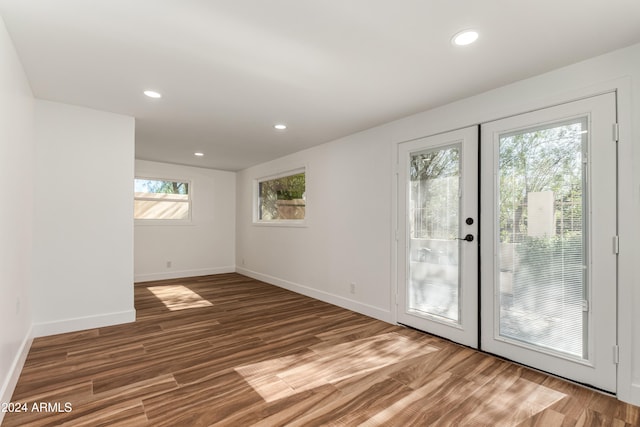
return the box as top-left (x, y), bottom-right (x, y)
top-left (397, 126), bottom-right (478, 347)
top-left (396, 93), bottom-right (617, 392)
top-left (480, 93), bottom-right (617, 392)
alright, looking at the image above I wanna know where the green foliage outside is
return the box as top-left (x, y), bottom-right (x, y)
top-left (499, 122), bottom-right (584, 243)
top-left (410, 148), bottom-right (459, 182)
top-left (136, 179), bottom-right (188, 195)
top-left (259, 173), bottom-right (305, 220)
top-left (410, 147), bottom-right (460, 239)
top-left (500, 121), bottom-right (587, 327)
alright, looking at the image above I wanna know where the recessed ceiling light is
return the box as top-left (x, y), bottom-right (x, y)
top-left (194, 152), bottom-right (204, 157)
top-left (274, 124), bottom-right (287, 130)
top-left (144, 90), bottom-right (162, 98)
top-left (452, 30), bottom-right (479, 46)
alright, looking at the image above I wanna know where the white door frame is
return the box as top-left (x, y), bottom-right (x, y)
top-left (480, 93), bottom-right (617, 392)
top-left (393, 93), bottom-right (619, 394)
top-left (396, 126), bottom-right (478, 348)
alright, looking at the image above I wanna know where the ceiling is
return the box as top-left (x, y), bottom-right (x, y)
top-left (1, 1), bottom-right (640, 171)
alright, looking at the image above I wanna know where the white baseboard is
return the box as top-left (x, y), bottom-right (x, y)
top-left (32, 309), bottom-right (136, 338)
top-left (236, 267), bottom-right (392, 323)
top-left (0, 325), bottom-right (33, 425)
top-left (134, 266), bottom-right (236, 283)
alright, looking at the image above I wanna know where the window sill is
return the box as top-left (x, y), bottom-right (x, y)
top-left (252, 220), bottom-right (307, 228)
top-left (135, 219), bottom-right (194, 226)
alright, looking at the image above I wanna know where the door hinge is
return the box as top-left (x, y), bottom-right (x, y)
top-left (394, 163), bottom-right (399, 175)
top-left (581, 300), bottom-right (589, 312)
top-left (613, 235), bottom-right (620, 255)
top-left (395, 230), bottom-right (400, 241)
top-left (613, 345), bottom-right (619, 364)
top-left (613, 123), bottom-right (619, 142)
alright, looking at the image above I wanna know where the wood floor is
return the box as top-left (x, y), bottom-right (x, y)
top-left (4, 273), bottom-right (639, 426)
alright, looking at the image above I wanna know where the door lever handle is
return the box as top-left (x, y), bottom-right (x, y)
top-left (457, 234), bottom-right (474, 242)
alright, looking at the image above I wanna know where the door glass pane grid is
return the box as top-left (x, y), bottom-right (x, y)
top-left (497, 118), bottom-right (588, 359)
top-left (408, 144), bottom-right (461, 323)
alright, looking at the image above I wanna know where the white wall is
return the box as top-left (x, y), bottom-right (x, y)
top-left (237, 135), bottom-right (394, 321)
top-left (32, 100), bottom-right (135, 337)
top-left (236, 133), bottom-right (391, 321)
top-left (134, 160), bottom-right (236, 282)
top-left (237, 43), bottom-right (640, 405)
top-left (0, 16), bottom-right (35, 419)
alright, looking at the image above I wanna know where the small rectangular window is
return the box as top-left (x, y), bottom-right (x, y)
top-left (134, 178), bottom-right (190, 221)
top-left (256, 170), bottom-right (306, 222)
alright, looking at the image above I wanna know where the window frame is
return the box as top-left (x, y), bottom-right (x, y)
top-left (134, 176), bottom-right (193, 225)
top-left (253, 167), bottom-right (307, 227)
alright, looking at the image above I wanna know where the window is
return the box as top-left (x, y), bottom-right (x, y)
top-left (256, 169), bottom-right (306, 223)
top-left (134, 178), bottom-right (191, 221)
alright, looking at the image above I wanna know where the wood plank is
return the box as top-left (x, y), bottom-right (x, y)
top-left (4, 273), bottom-right (638, 426)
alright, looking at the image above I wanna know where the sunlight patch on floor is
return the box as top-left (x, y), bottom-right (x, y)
top-left (235, 332), bottom-right (438, 402)
top-left (147, 285), bottom-right (213, 311)
top-left (360, 373), bottom-right (566, 426)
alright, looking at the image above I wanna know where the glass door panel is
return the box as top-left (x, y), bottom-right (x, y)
top-left (408, 145), bottom-right (461, 322)
top-left (398, 126), bottom-right (478, 348)
top-left (498, 118), bottom-right (588, 358)
top-left (480, 93), bottom-right (617, 392)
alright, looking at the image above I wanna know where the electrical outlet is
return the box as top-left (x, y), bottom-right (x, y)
top-left (166, 261), bottom-right (172, 268)
top-left (242, 258), bottom-right (245, 266)
top-left (350, 283), bottom-right (356, 294)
